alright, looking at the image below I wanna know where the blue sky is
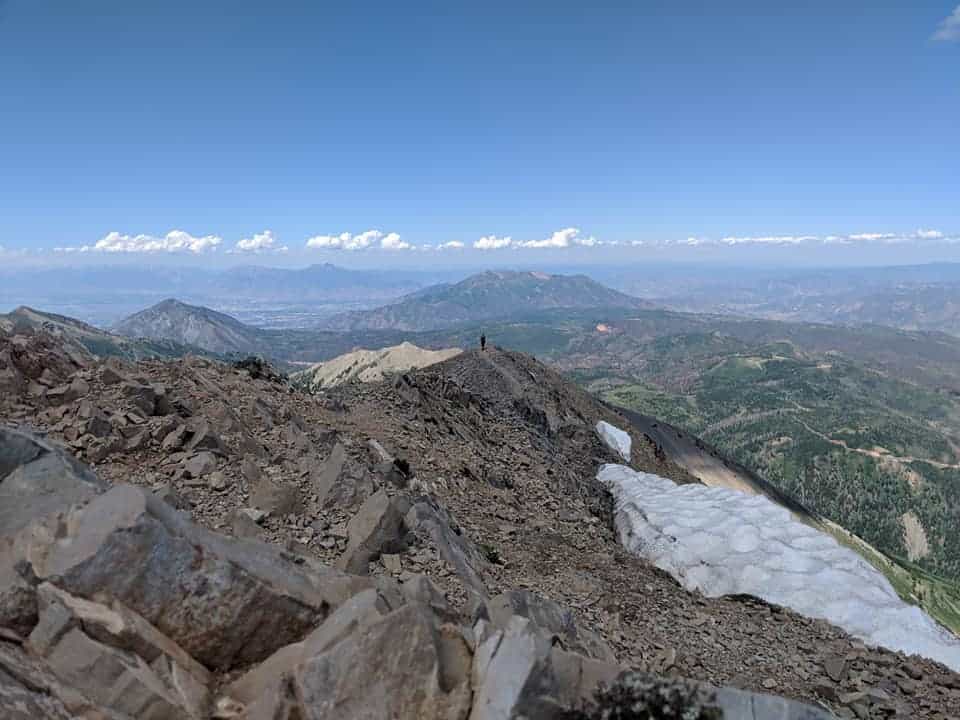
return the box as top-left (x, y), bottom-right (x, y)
top-left (0, 1), bottom-right (958, 267)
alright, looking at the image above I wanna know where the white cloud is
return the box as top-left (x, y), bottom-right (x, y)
top-left (474, 235), bottom-right (515, 250)
top-left (720, 235), bottom-right (817, 245)
top-left (305, 229), bottom-right (412, 251)
top-left (473, 227), bottom-right (601, 250)
top-left (232, 230), bottom-right (287, 253)
top-left (438, 240), bottom-right (465, 250)
top-left (61, 230), bottom-right (222, 254)
top-left (379, 232), bottom-right (411, 250)
top-left (933, 5), bottom-right (960, 41)
top-left (519, 227), bottom-right (598, 249)
top-left (848, 232), bottom-right (897, 242)
top-left (656, 229), bottom-right (957, 248)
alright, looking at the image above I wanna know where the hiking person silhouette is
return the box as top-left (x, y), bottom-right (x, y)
top-left (480, 332), bottom-right (486, 351)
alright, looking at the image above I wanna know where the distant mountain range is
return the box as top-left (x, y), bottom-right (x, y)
top-left (321, 270), bottom-right (652, 331)
top-left (610, 262), bottom-right (960, 338)
top-left (0, 263), bottom-right (453, 327)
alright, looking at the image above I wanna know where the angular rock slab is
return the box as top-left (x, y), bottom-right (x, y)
top-left (337, 489), bottom-right (408, 574)
top-left (222, 588), bottom-right (393, 717)
top-left (0, 642), bottom-right (90, 720)
top-left (26, 582), bottom-right (211, 718)
top-left (487, 589), bottom-right (616, 662)
top-left (293, 603), bottom-right (472, 720)
top-left (406, 498), bottom-right (491, 599)
top-left (1, 427), bottom-right (108, 636)
top-left (16, 483), bottom-right (375, 669)
top-left (0, 426), bottom-right (106, 537)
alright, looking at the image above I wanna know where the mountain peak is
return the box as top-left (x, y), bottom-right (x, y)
top-left (114, 299), bottom-right (260, 355)
top-left (322, 270), bottom-right (651, 332)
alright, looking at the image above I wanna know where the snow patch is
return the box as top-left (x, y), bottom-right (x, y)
top-left (596, 421), bottom-right (631, 461)
top-left (598, 464), bottom-right (960, 672)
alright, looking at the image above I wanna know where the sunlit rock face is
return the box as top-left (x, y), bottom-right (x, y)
top-left (598, 463), bottom-right (960, 672)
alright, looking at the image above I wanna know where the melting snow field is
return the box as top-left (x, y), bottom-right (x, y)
top-left (598, 463), bottom-right (960, 672)
top-left (596, 421), bottom-right (631, 461)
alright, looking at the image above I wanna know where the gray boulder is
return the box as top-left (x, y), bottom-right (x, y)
top-left (406, 498), bottom-right (490, 599)
top-left (337, 489), bottom-right (409, 574)
top-left (313, 442), bottom-right (375, 509)
top-left (27, 583), bottom-right (210, 718)
top-left (487, 589), bottom-right (615, 662)
top-left (0, 427), bottom-right (106, 537)
top-left (293, 603), bottom-right (473, 720)
top-left (11, 483), bottom-right (378, 669)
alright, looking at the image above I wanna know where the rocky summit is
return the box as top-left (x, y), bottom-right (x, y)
top-left (2, 321), bottom-right (960, 719)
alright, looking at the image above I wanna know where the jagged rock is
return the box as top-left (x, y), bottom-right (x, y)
top-left (0, 427), bottom-right (106, 536)
top-left (369, 438), bottom-right (410, 487)
top-left (337, 489), bottom-right (409, 574)
top-left (10, 483), bottom-right (374, 669)
top-left (241, 455), bottom-right (262, 484)
top-left (823, 655), bottom-right (847, 683)
top-left (77, 400), bottom-right (113, 438)
top-left (99, 363), bottom-right (126, 386)
top-left (283, 421), bottom-right (313, 455)
top-left (125, 429), bottom-right (151, 452)
top-left (0, 565), bottom-right (36, 638)
top-left (36, 625), bottom-right (195, 718)
top-left (231, 509), bottom-right (263, 539)
top-left (27, 582), bottom-right (210, 718)
top-left (224, 588), bottom-right (391, 712)
top-left (45, 377), bottom-right (89, 406)
top-left (401, 574), bottom-right (453, 620)
top-left (314, 442), bottom-right (375, 509)
top-left (207, 400), bottom-right (244, 434)
top-left (470, 615), bottom-right (558, 719)
top-left (182, 451), bottom-right (217, 479)
top-left (183, 416), bottom-right (226, 453)
top-left (487, 589), bottom-right (616, 662)
top-left (550, 647), bottom-right (623, 710)
top-left (406, 498), bottom-right (490, 598)
top-left (84, 435), bottom-right (124, 463)
top-left (0, 642), bottom-right (91, 720)
top-left (121, 381), bottom-right (158, 416)
top-left (208, 471), bottom-right (229, 491)
top-left (293, 603), bottom-right (473, 720)
top-left (250, 477), bottom-right (302, 517)
top-left (161, 424), bottom-right (189, 451)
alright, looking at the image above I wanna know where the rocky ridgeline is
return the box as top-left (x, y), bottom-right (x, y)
top-left (1, 324), bottom-right (959, 718)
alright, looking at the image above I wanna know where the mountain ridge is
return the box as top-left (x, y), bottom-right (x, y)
top-left (320, 270), bottom-right (653, 331)
top-left (1, 316), bottom-right (958, 717)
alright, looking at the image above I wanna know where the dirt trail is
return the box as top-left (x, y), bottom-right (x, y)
top-left (796, 419), bottom-right (960, 470)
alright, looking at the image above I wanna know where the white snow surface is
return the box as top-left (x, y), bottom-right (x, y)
top-left (596, 421), bottom-right (631, 461)
top-left (598, 463), bottom-right (960, 671)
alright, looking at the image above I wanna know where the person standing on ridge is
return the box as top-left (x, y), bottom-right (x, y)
top-left (480, 332), bottom-right (486, 351)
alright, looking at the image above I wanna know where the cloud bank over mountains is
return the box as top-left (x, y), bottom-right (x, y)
top-left (38, 226), bottom-right (960, 257)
